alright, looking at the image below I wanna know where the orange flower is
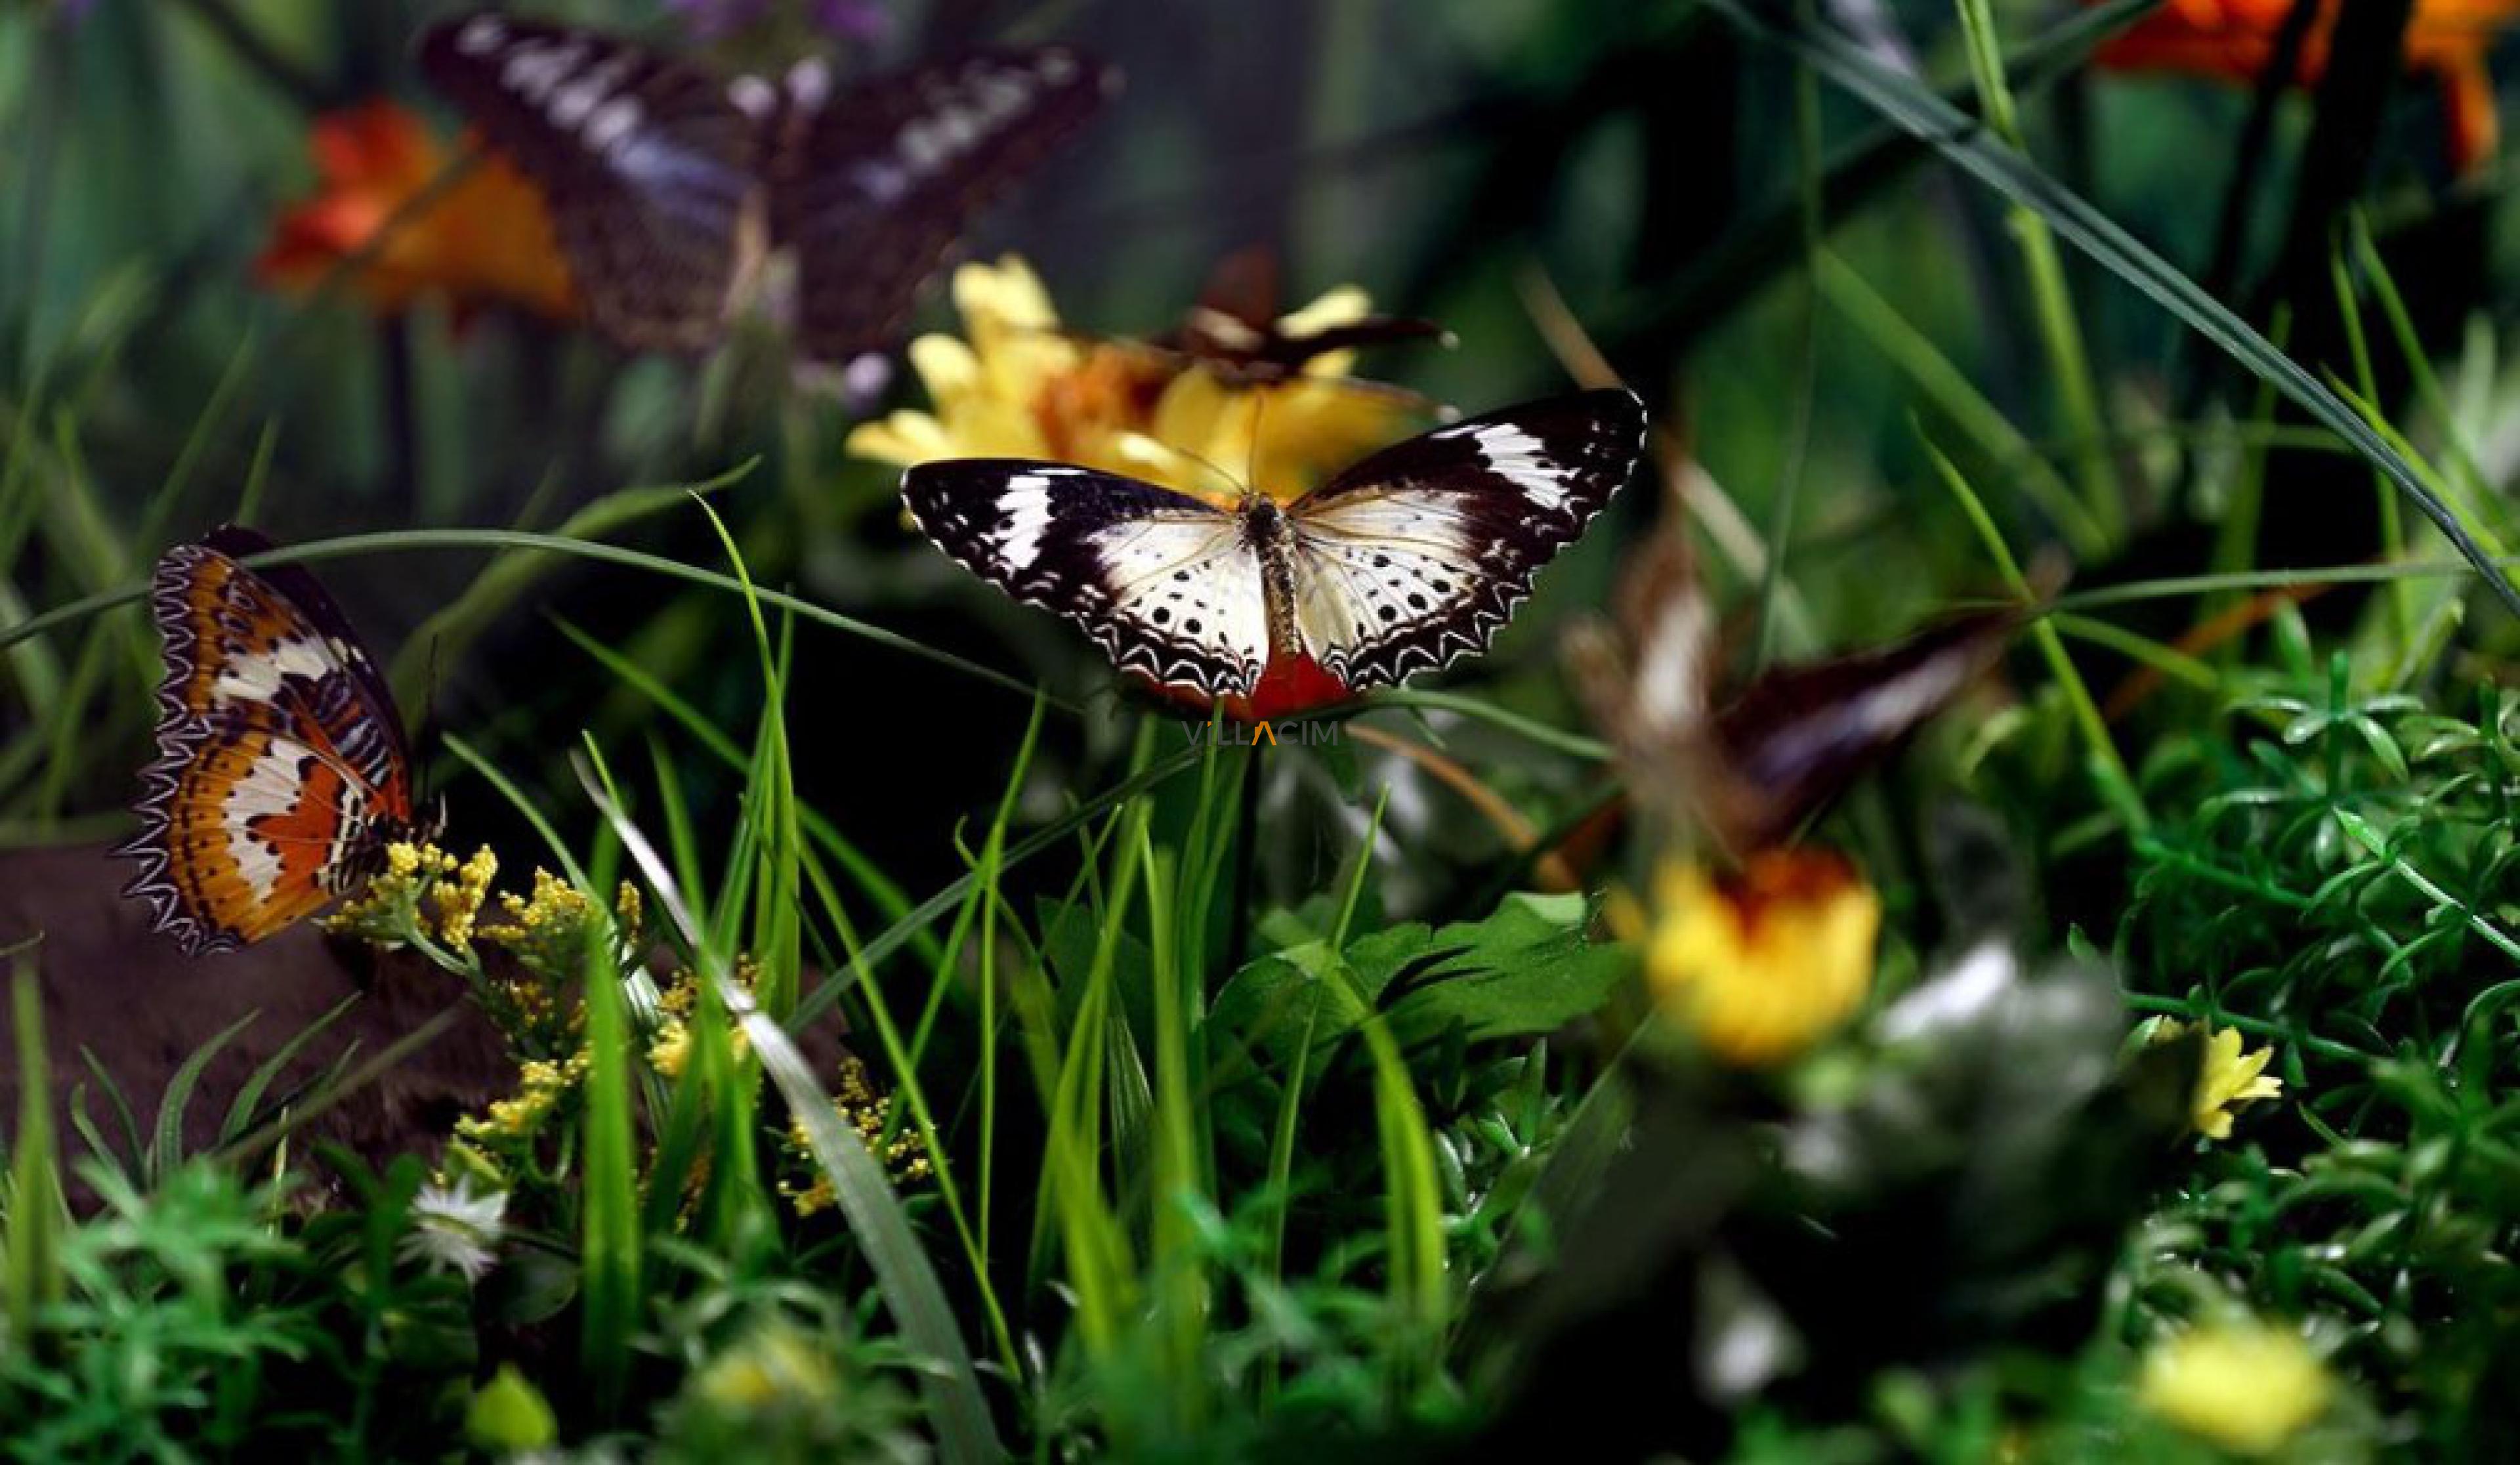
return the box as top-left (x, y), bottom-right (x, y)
top-left (2097, 0), bottom-right (2520, 173)
top-left (259, 100), bottom-right (576, 320)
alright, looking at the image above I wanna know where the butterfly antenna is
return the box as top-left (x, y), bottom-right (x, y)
top-left (1162, 441), bottom-right (1252, 505)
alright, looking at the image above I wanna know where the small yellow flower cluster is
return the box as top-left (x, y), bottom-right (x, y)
top-left (325, 840), bottom-right (459, 944)
top-left (847, 256), bottom-right (1421, 504)
top-left (781, 1056), bottom-right (931, 1216)
top-left (430, 846), bottom-right (499, 948)
top-left (2138, 1317), bottom-right (2332, 1454)
top-left (476, 866), bottom-right (598, 974)
top-left (457, 1051), bottom-right (591, 1147)
top-left (324, 841), bottom-right (499, 952)
top-left (1644, 850), bottom-right (1881, 1068)
top-left (646, 960), bottom-right (758, 1081)
top-left (2149, 1020), bottom-right (2285, 1141)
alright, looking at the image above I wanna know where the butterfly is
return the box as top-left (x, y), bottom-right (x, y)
top-left (1159, 244), bottom-right (1450, 387)
top-left (1566, 478), bottom-right (2020, 854)
top-left (115, 528), bottom-right (431, 956)
top-left (902, 389), bottom-right (1646, 716)
top-left (416, 11), bottom-right (1117, 363)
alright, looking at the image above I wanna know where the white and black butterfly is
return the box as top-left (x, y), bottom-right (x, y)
top-left (901, 390), bottom-right (1647, 702)
top-left (417, 11), bottom-right (1116, 362)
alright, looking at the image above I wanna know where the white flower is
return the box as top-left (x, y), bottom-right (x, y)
top-left (401, 1177), bottom-right (509, 1283)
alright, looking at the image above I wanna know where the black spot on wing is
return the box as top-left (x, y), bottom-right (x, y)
top-left (1290, 389), bottom-right (1646, 690)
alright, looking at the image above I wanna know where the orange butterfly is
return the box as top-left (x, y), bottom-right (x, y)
top-left (116, 528), bottom-right (433, 956)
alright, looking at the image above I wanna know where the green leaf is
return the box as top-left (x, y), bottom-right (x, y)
top-left (465, 1363), bottom-right (560, 1453)
top-left (1213, 891), bottom-right (1628, 1064)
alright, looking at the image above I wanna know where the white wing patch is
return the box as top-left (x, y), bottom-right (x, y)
top-left (1087, 515), bottom-right (1270, 694)
top-left (1283, 387), bottom-right (1646, 692)
top-left (1288, 494), bottom-right (1517, 689)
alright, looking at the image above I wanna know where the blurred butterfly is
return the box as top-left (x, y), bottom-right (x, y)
top-left (1567, 473), bottom-right (2021, 854)
top-left (902, 389), bottom-right (1645, 719)
top-left (1161, 244), bottom-right (1452, 387)
top-left (116, 528), bottom-right (432, 956)
top-left (417, 11), bottom-right (1117, 364)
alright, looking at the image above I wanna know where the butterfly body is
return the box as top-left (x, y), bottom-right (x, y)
top-left (903, 389), bottom-right (1645, 711)
top-left (116, 530), bottom-right (429, 956)
top-left (1167, 244), bottom-right (1448, 387)
top-left (419, 12), bottom-right (1115, 362)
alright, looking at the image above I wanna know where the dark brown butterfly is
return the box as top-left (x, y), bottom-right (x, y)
top-left (1568, 473), bottom-right (2020, 855)
top-left (1158, 244), bottom-right (1451, 387)
top-left (417, 12), bottom-right (1117, 363)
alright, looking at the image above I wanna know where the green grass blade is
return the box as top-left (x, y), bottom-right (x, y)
top-left (215, 1006), bottom-right (467, 1168)
top-left (578, 904), bottom-right (641, 1419)
top-left (219, 997), bottom-right (361, 1145)
top-left (1704, 0), bottom-right (2520, 620)
top-left (0, 525), bottom-right (1071, 706)
top-left (791, 743), bottom-right (1209, 1030)
top-left (384, 458), bottom-right (759, 700)
top-left (148, 1008), bottom-right (259, 1185)
top-left (6, 962), bottom-right (64, 1349)
top-left (575, 763), bottom-right (1005, 1465)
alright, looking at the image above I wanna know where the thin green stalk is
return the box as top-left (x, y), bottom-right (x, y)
top-left (1139, 829), bottom-right (1208, 1428)
top-left (1757, 14), bottom-right (1827, 669)
top-left (2049, 613), bottom-right (2220, 696)
top-left (0, 523), bottom-right (1066, 708)
top-left (2207, 306), bottom-right (2289, 637)
top-left (2328, 241), bottom-right (2412, 652)
top-left (1927, 440), bottom-right (2148, 832)
top-left (2350, 216), bottom-right (2507, 541)
top-left (579, 767), bottom-right (1005, 1464)
top-left (1703, 0), bottom-right (2520, 621)
top-left (1816, 252), bottom-right (2107, 556)
top-left (1951, 0), bottom-right (2120, 545)
top-left (6, 962), bottom-right (62, 1351)
top-left (578, 915), bottom-right (640, 1420)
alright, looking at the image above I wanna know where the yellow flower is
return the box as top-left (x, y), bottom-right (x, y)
top-left (1645, 849), bottom-right (1881, 1067)
top-left (326, 840), bottom-right (460, 944)
top-left (2138, 1319), bottom-right (2332, 1454)
top-left (650, 1022), bottom-right (692, 1082)
top-left (2152, 1021), bottom-right (2284, 1140)
top-left (427, 845), bottom-right (498, 948)
top-left (692, 1321), bottom-right (842, 1413)
top-left (460, 1051), bottom-right (589, 1143)
top-left (781, 1056), bottom-right (929, 1214)
top-left (846, 255), bottom-right (1419, 502)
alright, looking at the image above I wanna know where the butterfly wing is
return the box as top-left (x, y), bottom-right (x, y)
top-left (902, 462), bottom-right (1271, 696)
top-left (772, 48), bottom-right (1116, 363)
top-left (116, 532), bottom-right (415, 955)
top-left (418, 12), bottom-right (760, 353)
top-left (1284, 389), bottom-right (1645, 690)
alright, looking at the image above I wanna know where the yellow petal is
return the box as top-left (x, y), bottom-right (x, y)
top-left (845, 412), bottom-right (952, 467)
top-left (1279, 284), bottom-right (1374, 335)
top-left (906, 333), bottom-right (982, 410)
